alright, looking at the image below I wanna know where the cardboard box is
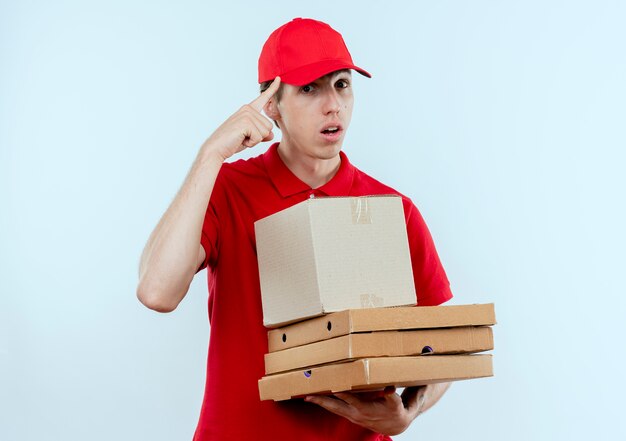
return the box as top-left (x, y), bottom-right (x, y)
top-left (264, 326), bottom-right (493, 374)
top-left (255, 196), bottom-right (417, 328)
top-left (259, 354), bottom-right (493, 401)
top-left (268, 303), bottom-right (496, 352)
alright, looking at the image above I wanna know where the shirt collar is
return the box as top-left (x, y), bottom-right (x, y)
top-left (263, 142), bottom-right (355, 198)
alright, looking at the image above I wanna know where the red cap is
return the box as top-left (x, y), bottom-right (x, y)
top-left (258, 18), bottom-right (372, 86)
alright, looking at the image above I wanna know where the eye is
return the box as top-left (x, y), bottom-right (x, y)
top-left (301, 84), bottom-right (315, 93)
top-left (335, 79), bottom-right (350, 89)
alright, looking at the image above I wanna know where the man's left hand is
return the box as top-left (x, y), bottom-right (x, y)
top-left (304, 385), bottom-right (427, 436)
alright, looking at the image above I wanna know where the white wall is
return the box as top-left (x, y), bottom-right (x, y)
top-left (2, 0), bottom-right (624, 439)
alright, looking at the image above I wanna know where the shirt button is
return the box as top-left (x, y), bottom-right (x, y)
top-left (309, 193), bottom-right (315, 199)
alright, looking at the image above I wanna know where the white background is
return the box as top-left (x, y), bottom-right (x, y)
top-left (2, 1), bottom-right (625, 439)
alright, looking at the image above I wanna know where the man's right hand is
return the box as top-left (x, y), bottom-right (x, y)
top-left (137, 77), bottom-right (282, 313)
top-left (202, 76), bottom-right (282, 162)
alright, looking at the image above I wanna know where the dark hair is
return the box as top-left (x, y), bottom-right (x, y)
top-left (259, 80), bottom-right (284, 100)
top-left (259, 80), bottom-right (284, 129)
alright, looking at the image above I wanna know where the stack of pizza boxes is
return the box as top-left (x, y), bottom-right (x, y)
top-left (255, 196), bottom-right (495, 401)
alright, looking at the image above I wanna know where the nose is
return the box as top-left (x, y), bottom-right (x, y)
top-left (322, 89), bottom-right (342, 115)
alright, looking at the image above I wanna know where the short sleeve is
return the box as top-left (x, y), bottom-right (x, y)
top-left (196, 174), bottom-right (225, 273)
top-left (404, 199), bottom-right (453, 306)
top-left (196, 198), bottom-right (219, 273)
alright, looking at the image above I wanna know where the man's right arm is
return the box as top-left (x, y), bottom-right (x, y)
top-left (136, 77), bottom-right (282, 313)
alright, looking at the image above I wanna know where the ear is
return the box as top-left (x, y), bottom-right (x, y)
top-left (263, 98), bottom-right (281, 121)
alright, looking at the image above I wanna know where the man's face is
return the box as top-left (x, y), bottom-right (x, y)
top-left (273, 70), bottom-right (354, 161)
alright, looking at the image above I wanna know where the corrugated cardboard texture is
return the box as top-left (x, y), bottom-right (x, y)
top-left (258, 354), bottom-right (493, 401)
top-left (268, 303), bottom-right (496, 352)
top-left (255, 196), bottom-right (417, 328)
top-left (264, 326), bottom-right (493, 374)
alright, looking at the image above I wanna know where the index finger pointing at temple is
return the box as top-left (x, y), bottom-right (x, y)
top-left (250, 76), bottom-right (281, 112)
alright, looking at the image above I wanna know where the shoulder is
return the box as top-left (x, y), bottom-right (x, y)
top-left (209, 151), bottom-right (269, 207)
top-left (212, 151), bottom-right (271, 196)
top-left (219, 152), bottom-right (267, 180)
top-left (351, 165), bottom-right (416, 209)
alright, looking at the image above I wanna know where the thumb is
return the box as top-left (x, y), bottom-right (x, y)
top-left (262, 130), bottom-right (275, 142)
top-left (401, 386), bottom-right (422, 410)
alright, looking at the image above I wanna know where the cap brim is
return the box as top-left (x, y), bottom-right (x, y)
top-left (274, 59), bottom-right (371, 86)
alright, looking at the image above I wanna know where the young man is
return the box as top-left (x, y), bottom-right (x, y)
top-left (137, 18), bottom-right (453, 440)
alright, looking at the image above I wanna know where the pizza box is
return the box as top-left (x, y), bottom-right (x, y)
top-left (268, 303), bottom-right (496, 352)
top-left (259, 354), bottom-right (493, 401)
top-left (265, 326), bottom-right (493, 374)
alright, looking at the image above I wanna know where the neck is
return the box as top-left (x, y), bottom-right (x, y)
top-left (277, 141), bottom-right (341, 189)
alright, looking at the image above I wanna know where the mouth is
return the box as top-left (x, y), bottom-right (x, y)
top-left (320, 124), bottom-right (344, 142)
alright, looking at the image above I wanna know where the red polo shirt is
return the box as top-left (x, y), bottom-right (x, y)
top-left (194, 143), bottom-right (452, 441)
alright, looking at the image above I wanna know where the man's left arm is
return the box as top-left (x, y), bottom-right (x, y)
top-left (305, 382), bottom-right (451, 436)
